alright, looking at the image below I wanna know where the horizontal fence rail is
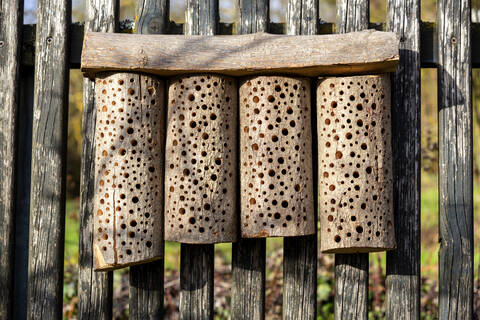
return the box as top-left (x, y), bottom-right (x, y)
top-left (18, 22), bottom-right (480, 68)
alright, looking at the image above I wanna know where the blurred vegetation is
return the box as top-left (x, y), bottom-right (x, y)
top-left (58, 0), bottom-right (480, 318)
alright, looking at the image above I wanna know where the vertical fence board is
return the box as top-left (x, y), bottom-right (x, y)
top-left (437, 0), bottom-right (473, 319)
top-left (78, 0), bottom-right (118, 319)
top-left (179, 1), bottom-right (218, 319)
top-left (0, 0), bottom-right (23, 318)
top-left (385, 0), bottom-right (421, 319)
top-left (128, 1), bottom-right (168, 319)
top-left (27, 0), bottom-right (71, 318)
top-left (231, 1), bottom-right (268, 319)
top-left (334, 1), bottom-right (369, 319)
top-left (283, 1), bottom-right (318, 319)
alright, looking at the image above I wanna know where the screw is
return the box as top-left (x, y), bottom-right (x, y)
top-left (46, 36), bottom-right (53, 44)
top-left (451, 36), bottom-right (457, 44)
top-left (0, 40), bottom-right (4, 48)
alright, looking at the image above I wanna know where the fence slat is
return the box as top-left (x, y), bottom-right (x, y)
top-left (128, 1), bottom-right (168, 319)
top-left (231, 1), bottom-right (268, 319)
top-left (437, 0), bottom-right (473, 318)
top-left (26, 0), bottom-right (71, 318)
top-left (283, 1), bottom-right (318, 319)
top-left (334, 1), bottom-right (369, 319)
top-left (385, 1), bottom-right (421, 319)
top-left (0, 0), bottom-right (23, 318)
top-left (179, 1), bottom-right (218, 319)
top-left (78, 0), bottom-right (118, 319)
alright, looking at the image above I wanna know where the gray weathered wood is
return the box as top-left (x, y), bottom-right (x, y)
top-left (282, 1), bottom-right (317, 319)
top-left (129, 1), bottom-right (168, 319)
top-left (27, 0), bottom-right (70, 318)
top-left (334, 1), bottom-right (369, 319)
top-left (336, 0), bottom-right (369, 34)
top-left (180, 244), bottom-right (214, 319)
top-left (237, 0), bottom-right (269, 34)
top-left (385, 0), bottom-right (421, 319)
top-left (80, 30), bottom-right (399, 79)
top-left (0, 0), bottom-right (23, 318)
top-left (437, 0), bottom-right (473, 319)
top-left (78, 0), bottom-right (117, 318)
top-left (178, 1), bottom-right (217, 319)
top-left (231, 3), bottom-right (268, 318)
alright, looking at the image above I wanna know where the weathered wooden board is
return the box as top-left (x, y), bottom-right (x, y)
top-left (317, 75), bottom-right (395, 253)
top-left (81, 30), bottom-right (399, 79)
top-left (385, 0), bottom-right (422, 318)
top-left (129, 1), bottom-right (169, 319)
top-left (78, 0), bottom-right (117, 318)
top-left (334, 0), bottom-right (370, 319)
top-left (27, 0), bottom-right (70, 318)
top-left (437, 0), bottom-right (474, 318)
top-left (0, 0), bottom-right (23, 318)
top-left (231, 2), bottom-right (268, 318)
top-left (282, 1), bottom-right (318, 319)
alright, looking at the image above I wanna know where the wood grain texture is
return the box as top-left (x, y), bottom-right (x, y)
top-left (231, 4), bottom-right (268, 318)
top-left (334, 0), bottom-right (369, 319)
top-left (336, 0), bottom-right (369, 33)
top-left (135, 0), bottom-right (169, 35)
top-left (179, 1), bottom-right (217, 318)
top-left (0, 0), bottom-right (23, 318)
top-left (317, 75), bottom-right (395, 253)
top-left (385, 0), bottom-right (421, 319)
top-left (283, 1), bottom-right (317, 319)
top-left (27, 0), bottom-right (70, 318)
top-left (80, 30), bottom-right (399, 79)
top-left (237, 0), bottom-right (269, 34)
top-left (180, 243), bottom-right (214, 319)
top-left (93, 73), bottom-right (165, 270)
top-left (240, 76), bottom-right (314, 238)
top-left (78, 0), bottom-right (117, 318)
top-left (129, 1), bottom-right (168, 319)
top-left (437, 0), bottom-right (473, 318)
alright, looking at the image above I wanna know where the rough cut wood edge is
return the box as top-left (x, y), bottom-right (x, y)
top-left (385, 0), bottom-right (422, 318)
top-left (437, 0), bottom-right (474, 318)
top-left (78, 0), bottom-right (117, 317)
top-left (81, 30), bottom-right (399, 79)
top-left (27, 0), bottom-right (70, 318)
top-left (0, 0), bottom-right (22, 318)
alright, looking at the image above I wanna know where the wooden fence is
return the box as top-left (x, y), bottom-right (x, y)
top-left (0, 0), bottom-right (475, 318)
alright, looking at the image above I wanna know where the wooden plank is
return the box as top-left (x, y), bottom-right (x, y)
top-left (178, 1), bottom-right (217, 319)
top-left (78, 1), bottom-right (118, 319)
top-left (0, 0), bottom-right (23, 318)
top-left (26, 0), bottom-right (70, 318)
top-left (385, 0), bottom-right (421, 319)
top-left (129, 2), bottom-right (168, 318)
top-left (334, 1), bottom-right (369, 319)
top-left (80, 30), bottom-right (399, 79)
top-left (283, 1), bottom-right (317, 320)
top-left (231, 2), bottom-right (268, 318)
top-left (437, 0), bottom-right (473, 318)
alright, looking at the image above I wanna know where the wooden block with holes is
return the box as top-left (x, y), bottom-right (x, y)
top-left (164, 74), bottom-right (238, 244)
top-left (239, 76), bottom-right (315, 238)
top-left (93, 72), bottom-right (165, 270)
top-left (317, 74), bottom-right (395, 253)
